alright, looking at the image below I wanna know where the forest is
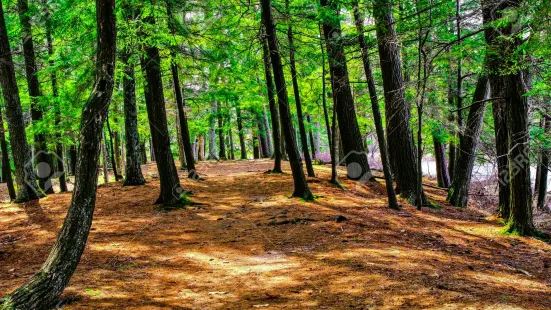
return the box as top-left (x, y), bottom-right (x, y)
top-left (1, 0), bottom-right (551, 308)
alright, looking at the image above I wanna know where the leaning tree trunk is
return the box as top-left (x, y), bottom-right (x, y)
top-left (373, 0), bottom-right (422, 203)
top-left (447, 76), bottom-right (489, 208)
top-left (321, 0), bottom-right (371, 181)
top-left (45, 2), bottom-right (67, 192)
top-left (536, 116), bottom-right (550, 210)
top-left (260, 32), bottom-right (282, 172)
top-left (261, 0), bottom-right (312, 199)
top-left (0, 106), bottom-right (15, 200)
top-left (353, 3), bottom-right (398, 209)
top-left (0, 1), bottom-right (41, 202)
top-left (236, 106), bottom-right (248, 160)
top-left (286, 5), bottom-right (315, 177)
top-left (140, 13), bottom-right (185, 207)
top-left (18, 0), bottom-right (53, 194)
top-left (121, 52), bottom-right (146, 186)
top-left (0, 0), bottom-right (116, 307)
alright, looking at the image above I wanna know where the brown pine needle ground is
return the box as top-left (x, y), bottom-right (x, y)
top-left (1, 159), bottom-right (551, 309)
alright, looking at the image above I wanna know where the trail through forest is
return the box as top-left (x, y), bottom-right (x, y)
top-left (1, 160), bottom-right (551, 309)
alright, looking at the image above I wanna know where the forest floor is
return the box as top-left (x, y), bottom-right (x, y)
top-left (1, 159), bottom-right (551, 309)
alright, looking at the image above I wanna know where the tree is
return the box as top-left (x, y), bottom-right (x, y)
top-left (372, 0), bottom-right (422, 203)
top-left (261, 0), bottom-right (313, 200)
top-left (140, 8), bottom-right (186, 207)
top-left (0, 0), bottom-right (116, 306)
top-left (352, 2), bottom-right (398, 210)
top-left (0, 0), bottom-right (41, 203)
top-left (321, 0), bottom-right (371, 182)
top-left (447, 76), bottom-right (489, 208)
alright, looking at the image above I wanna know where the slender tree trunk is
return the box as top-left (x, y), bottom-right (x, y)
top-left (44, 1), bottom-right (67, 192)
top-left (149, 137), bottom-right (156, 161)
top-left (433, 136), bottom-right (451, 188)
top-left (261, 0), bottom-right (312, 199)
top-left (319, 24), bottom-right (332, 153)
top-left (260, 32), bottom-right (282, 172)
top-left (217, 101), bottom-right (227, 160)
top-left (306, 114), bottom-right (316, 160)
top-left (373, 0), bottom-right (422, 203)
top-left (257, 112), bottom-right (270, 159)
top-left (253, 135), bottom-right (260, 159)
top-left (121, 52), bottom-right (146, 186)
top-left (448, 81), bottom-right (456, 181)
top-left (1, 1), bottom-right (116, 307)
top-left (106, 117), bottom-right (121, 181)
top-left (321, 0), bottom-right (371, 181)
top-left (101, 132), bottom-right (109, 183)
top-left (228, 111), bottom-right (236, 160)
top-left (537, 116), bottom-right (550, 210)
top-left (534, 116), bottom-right (544, 196)
top-left (286, 2), bottom-right (315, 177)
top-left (353, 3), bottom-right (398, 209)
top-left (18, 0), bottom-right (53, 194)
top-left (207, 101), bottom-right (218, 160)
top-left (447, 76), bottom-right (489, 207)
top-left (263, 107), bottom-right (273, 156)
top-left (175, 110), bottom-right (186, 170)
top-left (0, 1), bottom-right (41, 202)
top-left (0, 107), bottom-right (15, 200)
top-left (140, 12), bottom-right (185, 207)
top-left (69, 145), bottom-right (77, 175)
top-left (236, 107), bottom-right (247, 160)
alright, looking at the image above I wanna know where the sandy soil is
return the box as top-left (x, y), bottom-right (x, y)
top-left (1, 159), bottom-right (551, 309)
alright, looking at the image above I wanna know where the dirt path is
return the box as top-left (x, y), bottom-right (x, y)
top-left (1, 160), bottom-right (551, 309)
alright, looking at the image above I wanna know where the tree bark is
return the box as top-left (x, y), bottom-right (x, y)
top-left (447, 76), bottom-right (489, 207)
top-left (319, 24), bottom-right (332, 153)
top-left (260, 32), bottom-right (282, 172)
top-left (353, 3), bottom-right (398, 209)
top-left (261, 0), bottom-right (312, 199)
top-left (321, 0), bottom-right (371, 181)
top-left (306, 114), bottom-right (316, 160)
top-left (0, 0), bottom-right (41, 202)
top-left (217, 101), bottom-right (227, 160)
top-left (373, 0), bottom-right (422, 203)
top-left (537, 116), bottom-right (550, 210)
top-left (106, 117), bottom-right (121, 181)
top-left (140, 12), bottom-right (185, 207)
top-left (101, 132), bottom-right (109, 183)
top-left (121, 53), bottom-right (146, 186)
top-left (69, 145), bottom-right (77, 175)
top-left (0, 106), bottom-right (15, 200)
top-left (207, 100), bottom-right (218, 160)
top-left (433, 136), bottom-right (451, 188)
top-left (18, 0), bottom-right (53, 194)
top-left (286, 2), bottom-right (315, 177)
top-left (1, 0), bottom-right (116, 307)
top-left (236, 107), bottom-right (248, 160)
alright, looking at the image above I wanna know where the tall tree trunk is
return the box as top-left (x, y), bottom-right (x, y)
top-left (263, 107), bottom-right (273, 156)
top-left (140, 12), bottom-right (185, 207)
top-left (306, 114), bottom-right (316, 160)
top-left (433, 135), bottom-right (451, 188)
top-left (149, 137), bottom-right (156, 161)
top-left (0, 107), bottom-right (15, 200)
top-left (207, 101), bottom-right (218, 160)
top-left (175, 109), bottom-right (186, 170)
top-left (236, 107), bottom-right (247, 160)
top-left (319, 24), bottom-right (332, 153)
top-left (106, 117), bottom-right (121, 181)
top-left (353, 3), bottom-right (398, 209)
top-left (18, 0), bottom-right (53, 194)
top-left (482, 0), bottom-right (510, 219)
top-left (447, 76), bottom-right (489, 207)
top-left (260, 33), bottom-right (282, 171)
top-left (44, 1), bottom-right (67, 192)
top-left (69, 145), bottom-right (77, 175)
top-left (101, 132), bottom-right (109, 183)
top-left (261, 0), bottom-right (312, 199)
top-left (257, 111), bottom-right (270, 159)
top-left (373, 0), bottom-right (422, 203)
top-left (217, 101), bottom-right (227, 160)
top-left (286, 1), bottom-right (315, 177)
top-left (537, 116), bottom-right (550, 210)
top-left (447, 81), bottom-right (456, 181)
top-left (0, 0), bottom-right (41, 202)
top-left (121, 52), bottom-right (146, 186)
top-left (227, 111), bottom-right (236, 160)
top-left (0, 1), bottom-right (116, 307)
top-left (253, 135), bottom-right (260, 159)
top-left (321, 0), bottom-right (371, 181)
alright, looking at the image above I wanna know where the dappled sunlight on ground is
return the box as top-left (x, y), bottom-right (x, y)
top-left (1, 159), bottom-right (551, 309)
